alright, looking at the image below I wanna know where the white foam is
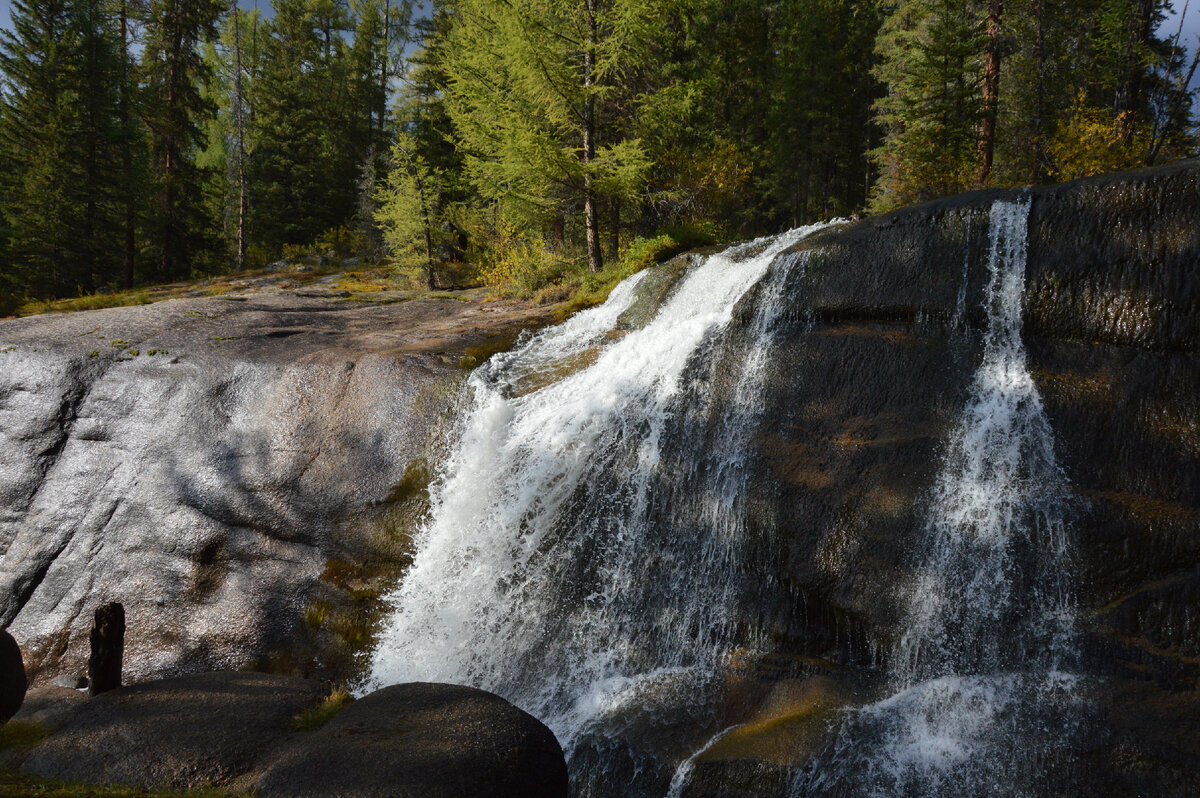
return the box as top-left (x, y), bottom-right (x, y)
top-left (367, 224), bottom-right (836, 759)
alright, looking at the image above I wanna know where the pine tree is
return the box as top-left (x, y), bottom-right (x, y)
top-left (870, 0), bottom-right (986, 210)
top-left (0, 0), bottom-right (125, 297)
top-left (141, 0), bottom-right (224, 280)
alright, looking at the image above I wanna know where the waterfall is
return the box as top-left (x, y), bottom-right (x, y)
top-left (369, 224), bottom-right (834, 793)
top-left (368, 197), bottom-right (1081, 797)
top-left (793, 196), bottom-right (1080, 798)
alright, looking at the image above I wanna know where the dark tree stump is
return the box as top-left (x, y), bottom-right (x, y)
top-left (88, 603), bottom-right (125, 696)
top-left (0, 630), bottom-right (27, 721)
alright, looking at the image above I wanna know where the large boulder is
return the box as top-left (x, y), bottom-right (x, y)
top-left (21, 671), bottom-right (326, 790)
top-left (254, 682), bottom-right (569, 798)
top-left (0, 289), bottom-right (558, 685)
top-left (0, 629), bottom-right (26, 721)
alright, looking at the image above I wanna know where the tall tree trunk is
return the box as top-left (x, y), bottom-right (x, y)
top-left (582, 0), bottom-right (601, 274)
top-left (380, 0), bottom-right (390, 137)
top-left (160, 0), bottom-right (184, 280)
top-left (1116, 0), bottom-right (1155, 124)
top-left (977, 0), bottom-right (1002, 185)
top-left (120, 0), bottom-right (135, 289)
top-left (233, 2), bottom-right (247, 270)
top-left (1032, 0), bottom-right (1048, 177)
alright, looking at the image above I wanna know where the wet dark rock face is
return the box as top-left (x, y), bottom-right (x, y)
top-left (0, 291), bottom-right (558, 686)
top-left (717, 161), bottom-right (1200, 794)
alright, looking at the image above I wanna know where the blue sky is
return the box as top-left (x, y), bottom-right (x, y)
top-left (0, 0), bottom-right (1196, 86)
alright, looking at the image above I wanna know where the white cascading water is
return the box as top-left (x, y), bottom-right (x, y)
top-left (794, 196), bottom-right (1080, 798)
top-left (369, 224), bottom-right (834, 792)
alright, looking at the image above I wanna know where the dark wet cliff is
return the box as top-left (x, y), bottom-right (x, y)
top-left (714, 160), bottom-right (1200, 796)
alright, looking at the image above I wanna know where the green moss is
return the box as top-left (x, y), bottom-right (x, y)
top-left (459, 330), bottom-right (523, 370)
top-left (290, 687), bottom-right (352, 732)
top-left (0, 722), bottom-right (50, 753)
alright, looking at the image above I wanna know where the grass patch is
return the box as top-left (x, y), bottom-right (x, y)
top-left (16, 292), bottom-right (153, 317)
top-left (290, 687), bottom-right (352, 732)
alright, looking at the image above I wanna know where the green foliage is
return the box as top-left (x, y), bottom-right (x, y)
top-left (141, 0), bottom-right (225, 280)
top-left (870, 0), bottom-right (1196, 207)
top-left (0, 0), bottom-right (1194, 306)
top-left (870, 0), bottom-right (985, 211)
top-left (0, 0), bottom-right (126, 297)
top-left (248, 0), bottom-right (400, 255)
top-left (375, 133), bottom-right (448, 287)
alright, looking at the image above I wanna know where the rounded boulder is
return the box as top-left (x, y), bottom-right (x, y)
top-left (254, 682), bottom-right (568, 798)
top-left (0, 630), bottom-right (27, 722)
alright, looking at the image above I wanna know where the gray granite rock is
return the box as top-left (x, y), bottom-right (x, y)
top-left (0, 291), bottom-right (556, 684)
top-left (11, 686), bottom-right (85, 729)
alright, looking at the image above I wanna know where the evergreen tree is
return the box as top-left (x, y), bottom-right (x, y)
top-left (0, 0), bottom-right (125, 297)
top-left (141, 0), bottom-right (224, 280)
top-left (200, 4), bottom-right (264, 268)
top-left (440, 0), bottom-right (654, 272)
top-left (870, 0), bottom-right (986, 210)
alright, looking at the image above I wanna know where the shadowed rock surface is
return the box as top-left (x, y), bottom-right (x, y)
top-left (20, 671), bottom-right (327, 790)
top-left (254, 682), bottom-right (569, 798)
top-left (0, 289), bottom-right (559, 685)
top-left (699, 160), bottom-right (1200, 795)
top-left (11, 686), bottom-right (86, 729)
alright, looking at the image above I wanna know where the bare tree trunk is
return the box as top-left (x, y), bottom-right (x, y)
top-left (120, 0), bottom-right (135, 290)
top-left (160, 0), bottom-right (184, 280)
top-left (582, 0), bottom-right (601, 274)
top-left (977, 0), bottom-right (1002, 185)
top-left (232, 1), bottom-right (247, 270)
top-left (1032, 0), bottom-right (1048, 176)
top-left (609, 198), bottom-right (619, 260)
top-left (380, 0), bottom-right (390, 137)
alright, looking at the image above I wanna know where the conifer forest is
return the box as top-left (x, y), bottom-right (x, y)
top-left (0, 0), bottom-right (1196, 311)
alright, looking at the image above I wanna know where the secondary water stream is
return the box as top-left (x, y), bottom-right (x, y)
top-left (789, 196), bottom-right (1081, 797)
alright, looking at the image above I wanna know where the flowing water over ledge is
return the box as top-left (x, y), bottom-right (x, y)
top-left (370, 199), bottom-right (1096, 796)
top-left (788, 197), bottom-right (1083, 798)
